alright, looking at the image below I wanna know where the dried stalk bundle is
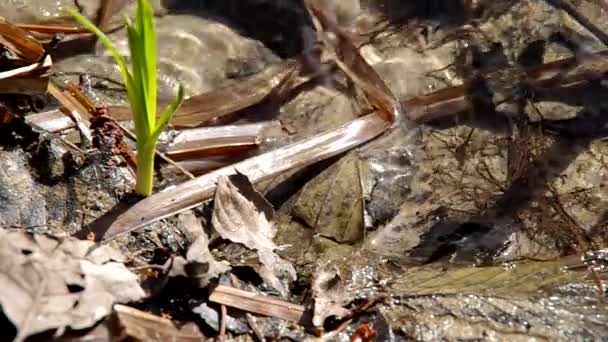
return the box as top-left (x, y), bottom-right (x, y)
top-left (0, 55), bottom-right (51, 95)
top-left (0, 17), bottom-right (45, 63)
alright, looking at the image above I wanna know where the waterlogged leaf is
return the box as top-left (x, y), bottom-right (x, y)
top-left (169, 211), bottom-right (230, 288)
top-left (292, 152), bottom-right (364, 243)
top-left (211, 173), bottom-right (296, 297)
top-left (311, 269), bottom-right (350, 327)
top-left (0, 230), bottom-right (145, 340)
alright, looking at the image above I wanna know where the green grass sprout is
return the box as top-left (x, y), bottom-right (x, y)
top-left (66, 0), bottom-right (184, 196)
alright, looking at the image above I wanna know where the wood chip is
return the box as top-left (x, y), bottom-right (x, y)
top-left (209, 285), bottom-right (311, 325)
top-left (113, 304), bottom-right (205, 342)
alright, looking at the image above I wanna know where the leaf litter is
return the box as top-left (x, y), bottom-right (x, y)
top-left (5, 0), bottom-right (608, 340)
top-left (211, 172), bottom-right (296, 298)
top-left (0, 230), bottom-right (145, 341)
top-left (168, 211), bottom-right (230, 288)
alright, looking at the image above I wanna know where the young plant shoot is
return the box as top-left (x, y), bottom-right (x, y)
top-left (66, 0), bottom-right (184, 196)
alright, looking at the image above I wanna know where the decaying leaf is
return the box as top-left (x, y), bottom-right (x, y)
top-left (311, 269), bottom-right (350, 327)
top-left (0, 230), bottom-right (145, 341)
top-left (211, 173), bottom-right (296, 297)
top-left (169, 211), bottom-right (230, 288)
top-left (292, 152), bottom-right (364, 243)
top-left (113, 304), bottom-right (205, 342)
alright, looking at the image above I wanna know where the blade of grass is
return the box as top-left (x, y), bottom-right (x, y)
top-left (152, 84), bottom-right (184, 141)
top-left (64, 9), bottom-right (130, 89)
top-left (137, 0), bottom-right (157, 126)
top-left (126, 21), bottom-right (150, 141)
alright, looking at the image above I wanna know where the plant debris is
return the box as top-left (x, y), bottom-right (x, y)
top-left (0, 230), bottom-right (145, 341)
top-left (310, 269), bottom-right (351, 327)
top-left (211, 173), bottom-right (296, 297)
top-left (168, 211), bottom-right (230, 288)
top-left (2, 0), bottom-right (608, 340)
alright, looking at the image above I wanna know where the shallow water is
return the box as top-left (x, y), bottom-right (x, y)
top-left (2, 0), bottom-right (608, 339)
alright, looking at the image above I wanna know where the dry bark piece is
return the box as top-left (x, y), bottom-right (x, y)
top-left (113, 304), bottom-right (205, 341)
top-left (25, 109), bottom-right (75, 132)
top-left (0, 16), bottom-right (45, 63)
top-left (0, 230), bottom-right (145, 341)
top-left (209, 285), bottom-right (310, 325)
top-left (211, 173), bottom-right (296, 297)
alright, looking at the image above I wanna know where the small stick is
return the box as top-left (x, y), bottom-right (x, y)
top-left (545, 0), bottom-right (608, 47)
top-left (218, 304), bottom-right (227, 342)
top-left (230, 273), bottom-right (267, 342)
top-left (97, 0), bottom-right (115, 31)
top-left (47, 82), bottom-right (93, 145)
top-left (245, 313), bottom-right (266, 342)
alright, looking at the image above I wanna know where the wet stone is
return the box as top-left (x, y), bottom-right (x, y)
top-left (0, 151), bottom-right (47, 229)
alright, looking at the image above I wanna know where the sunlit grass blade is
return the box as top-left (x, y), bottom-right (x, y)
top-left (65, 9), bottom-right (130, 90)
top-left (152, 84), bottom-right (184, 141)
top-left (125, 21), bottom-right (150, 138)
top-left (67, 1), bottom-right (184, 197)
top-left (137, 0), bottom-right (157, 125)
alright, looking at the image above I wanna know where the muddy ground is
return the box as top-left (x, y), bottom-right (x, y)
top-left (1, 0), bottom-right (608, 341)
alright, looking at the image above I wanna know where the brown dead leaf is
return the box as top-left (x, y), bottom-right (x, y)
top-left (212, 173), bottom-right (296, 297)
top-left (292, 152), bottom-right (364, 243)
top-left (168, 211), bottom-right (231, 288)
top-left (0, 230), bottom-right (145, 341)
top-left (311, 270), bottom-right (350, 327)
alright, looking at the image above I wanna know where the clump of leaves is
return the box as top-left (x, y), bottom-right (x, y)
top-left (66, 0), bottom-right (184, 196)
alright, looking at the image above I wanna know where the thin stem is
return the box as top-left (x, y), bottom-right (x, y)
top-left (135, 141), bottom-right (157, 196)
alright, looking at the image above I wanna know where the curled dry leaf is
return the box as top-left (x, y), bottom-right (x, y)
top-left (311, 270), bottom-right (351, 327)
top-left (169, 211), bottom-right (231, 288)
top-left (212, 173), bottom-right (296, 297)
top-left (0, 230), bottom-right (145, 341)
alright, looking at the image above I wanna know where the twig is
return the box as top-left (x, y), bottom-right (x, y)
top-left (0, 54), bottom-right (51, 95)
top-left (545, 0), bottom-right (608, 47)
top-left (47, 82), bottom-right (93, 146)
top-left (96, 0), bottom-right (115, 31)
top-left (229, 273), bottom-right (267, 342)
top-left (101, 112), bottom-right (388, 240)
top-left (245, 313), bottom-right (266, 342)
top-left (218, 304), bottom-right (227, 342)
top-left (331, 296), bottom-right (385, 334)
